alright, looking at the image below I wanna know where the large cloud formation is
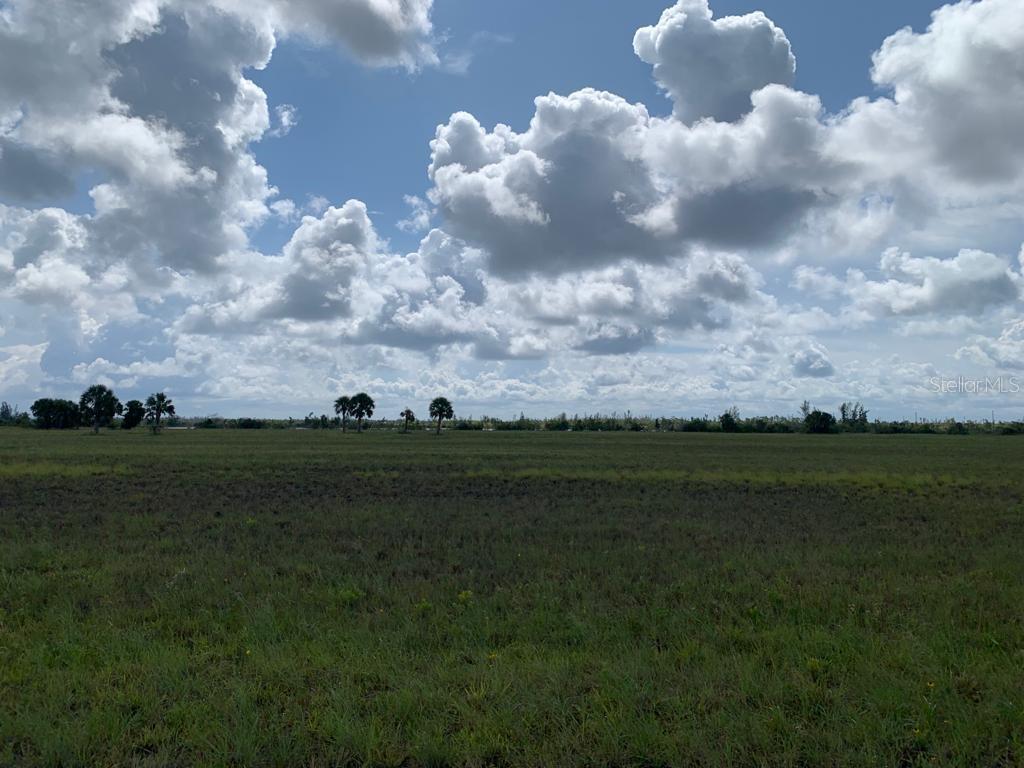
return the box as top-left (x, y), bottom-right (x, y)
top-left (2, 0), bottom-right (1024, 416)
top-left (633, 0), bottom-right (796, 123)
top-left (427, 85), bottom-right (836, 276)
top-left (0, 0), bottom-right (435, 276)
top-left (427, 0), bottom-right (1024, 281)
top-left (213, 0), bottom-right (436, 69)
top-left (0, 0), bottom-right (435, 330)
top-left (793, 248), bottom-right (1024, 321)
top-left (842, 0), bottom-right (1024, 187)
top-left (179, 200), bottom-right (767, 361)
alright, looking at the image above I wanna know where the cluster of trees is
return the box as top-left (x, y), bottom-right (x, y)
top-left (391, 398), bottom-right (454, 435)
top-left (21, 387), bottom-right (175, 433)
top-left (838, 401), bottom-right (870, 430)
top-left (182, 396), bottom-right (454, 433)
top-left (30, 399), bottom-right (82, 430)
top-left (329, 394), bottom-right (455, 435)
top-left (0, 401), bottom-right (32, 428)
top-left (332, 393), bottom-right (375, 432)
top-left (794, 400), bottom-right (870, 434)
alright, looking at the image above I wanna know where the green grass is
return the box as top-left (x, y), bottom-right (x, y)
top-left (1, 429), bottom-right (1022, 767)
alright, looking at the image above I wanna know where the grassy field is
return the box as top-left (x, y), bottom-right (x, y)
top-left (1, 429), bottom-right (1023, 767)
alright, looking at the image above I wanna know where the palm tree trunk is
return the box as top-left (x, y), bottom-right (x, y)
top-left (437, 416), bottom-right (442, 435)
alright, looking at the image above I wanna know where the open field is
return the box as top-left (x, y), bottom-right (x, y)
top-left (1, 429), bottom-right (1023, 767)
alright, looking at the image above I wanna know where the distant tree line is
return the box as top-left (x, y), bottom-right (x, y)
top-left (425, 402), bottom-right (1021, 436)
top-left (0, 401), bottom-right (32, 428)
top-left (2, 393), bottom-right (1020, 436)
top-left (2, 387), bottom-right (176, 433)
top-left (193, 395), bottom-right (456, 435)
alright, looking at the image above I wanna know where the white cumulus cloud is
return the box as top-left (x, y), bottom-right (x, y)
top-left (633, 0), bottom-right (795, 123)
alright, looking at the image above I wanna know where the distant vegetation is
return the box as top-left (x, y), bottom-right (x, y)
top-left (145, 392), bottom-right (175, 433)
top-left (0, 401), bottom-right (31, 428)
top-left (400, 407), bottom-right (415, 433)
top-left (79, 384), bottom-right (122, 434)
top-left (26, 398), bottom-right (79, 430)
top-left (7, 389), bottom-right (179, 433)
top-left (121, 400), bottom-right (145, 431)
top-left (429, 397), bottom-right (454, 435)
top-left (1, 391), bottom-right (1021, 435)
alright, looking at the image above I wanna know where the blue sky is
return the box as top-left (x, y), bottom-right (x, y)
top-left (249, 0), bottom-right (944, 256)
top-left (2, 0), bottom-right (1023, 420)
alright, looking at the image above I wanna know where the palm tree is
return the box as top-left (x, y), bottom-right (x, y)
top-left (145, 392), bottom-right (175, 433)
top-left (400, 408), bottom-right (415, 433)
top-left (429, 397), bottom-right (454, 436)
top-left (79, 385), bottom-right (122, 434)
top-left (334, 395), bottom-right (353, 432)
top-left (121, 400), bottom-right (145, 430)
top-left (350, 392), bottom-right (375, 433)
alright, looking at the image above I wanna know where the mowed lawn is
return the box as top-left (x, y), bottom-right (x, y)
top-left (1, 430), bottom-right (1023, 767)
